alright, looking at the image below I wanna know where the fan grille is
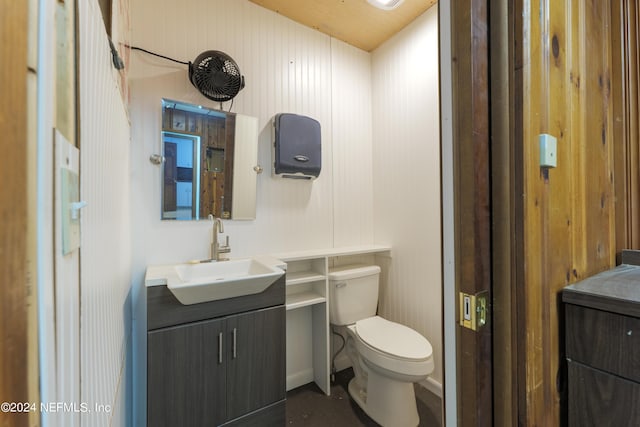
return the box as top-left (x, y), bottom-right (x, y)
top-left (189, 50), bottom-right (245, 102)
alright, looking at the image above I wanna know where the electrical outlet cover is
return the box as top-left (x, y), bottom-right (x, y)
top-left (539, 133), bottom-right (557, 168)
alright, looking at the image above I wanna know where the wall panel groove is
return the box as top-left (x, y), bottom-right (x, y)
top-left (79, 1), bottom-right (131, 425)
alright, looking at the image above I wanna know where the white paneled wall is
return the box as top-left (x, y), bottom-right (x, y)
top-left (331, 39), bottom-right (374, 247)
top-left (79, 1), bottom-right (131, 425)
top-left (372, 7), bottom-right (442, 389)
top-left (129, 0), bottom-right (336, 270)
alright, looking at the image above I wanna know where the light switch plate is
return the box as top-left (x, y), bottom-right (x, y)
top-left (61, 168), bottom-right (80, 254)
top-left (56, 130), bottom-right (81, 255)
top-left (539, 133), bottom-right (557, 168)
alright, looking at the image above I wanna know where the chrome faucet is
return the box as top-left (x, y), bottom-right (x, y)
top-left (208, 214), bottom-right (231, 261)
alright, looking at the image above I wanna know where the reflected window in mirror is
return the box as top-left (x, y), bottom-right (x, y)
top-left (160, 99), bottom-right (258, 221)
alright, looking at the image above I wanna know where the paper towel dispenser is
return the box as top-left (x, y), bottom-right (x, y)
top-left (272, 113), bottom-right (321, 180)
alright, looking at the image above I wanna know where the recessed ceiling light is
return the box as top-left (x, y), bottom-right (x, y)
top-left (367, 0), bottom-right (404, 10)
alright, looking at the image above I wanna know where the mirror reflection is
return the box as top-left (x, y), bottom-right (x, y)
top-left (161, 99), bottom-right (258, 221)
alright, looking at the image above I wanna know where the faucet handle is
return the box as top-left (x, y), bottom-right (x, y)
top-left (219, 235), bottom-right (230, 250)
top-left (218, 235), bottom-right (231, 256)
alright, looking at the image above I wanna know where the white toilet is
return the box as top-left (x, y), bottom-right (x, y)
top-left (328, 264), bottom-right (434, 427)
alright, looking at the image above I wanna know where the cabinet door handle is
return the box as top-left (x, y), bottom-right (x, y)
top-left (218, 332), bottom-right (223, 364)
top-left (232, 328), bottom-right (237, 359)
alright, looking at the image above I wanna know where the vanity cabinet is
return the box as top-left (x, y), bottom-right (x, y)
top-left (563, 250), bottom-right (640, 427)
top-left (148, 317), bottom-right (226, 426)
top-left (146, 275), bottom-right (286, 427)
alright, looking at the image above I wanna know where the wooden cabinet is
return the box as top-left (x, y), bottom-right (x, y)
top-left (147, 276), bottom-right (286, 427)
top-left (148, 317), bottom-right (226, 426)
top-left (226, 308), bottom-right (286, 420)
top-left (563, 250), bottom-right (640, 427)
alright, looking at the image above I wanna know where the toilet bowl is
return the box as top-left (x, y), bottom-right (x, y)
top-left (328, 264), bottom-right (434, 427)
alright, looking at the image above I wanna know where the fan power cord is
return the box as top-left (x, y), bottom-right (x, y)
top-left (123, 44), bottom-right (189, 65)
top-left (108, 38), bottom-right (125, 70)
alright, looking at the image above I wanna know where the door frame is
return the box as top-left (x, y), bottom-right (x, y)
top-left (439, 1), bottom-right (458, 425)
top-left (489, 1), bottom-right (519, 425)
top-left (0, 1), bottom-right (30, 425)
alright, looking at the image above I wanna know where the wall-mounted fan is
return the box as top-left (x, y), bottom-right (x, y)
top-left (125, 45), bottom-right (245, 105)
top-left (189, 51), bottom-right (245, 103)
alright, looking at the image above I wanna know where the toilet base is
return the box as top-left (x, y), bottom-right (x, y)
top-left (347, 371), bottom-right (419, 427)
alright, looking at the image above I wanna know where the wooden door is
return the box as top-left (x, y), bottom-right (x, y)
top-left (612, 0), bottom-right (640, 253)
top-left (226, 306), bottom-right (286, 420)
top-left (163, 142), bottom-right (177, 212)
top-left (449, 0), bottom-right (493, 425)
top-left (147, 318), bottom-right (227, 426)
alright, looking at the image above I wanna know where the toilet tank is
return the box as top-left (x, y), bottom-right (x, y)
top-left (328, 264), bottom-right (381, 325)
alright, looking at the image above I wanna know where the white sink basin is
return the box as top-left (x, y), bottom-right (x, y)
top-left (167, 258), bottom-right (285, 305)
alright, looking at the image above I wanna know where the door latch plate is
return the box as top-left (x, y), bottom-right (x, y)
top-left (459, 291), bottom-right (488, 331)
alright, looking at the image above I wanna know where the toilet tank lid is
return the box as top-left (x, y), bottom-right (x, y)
top-left (328, 264), bottom-right (381, 281)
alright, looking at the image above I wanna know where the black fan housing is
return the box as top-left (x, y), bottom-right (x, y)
top-left (189, 50), bottom-right (245, 102)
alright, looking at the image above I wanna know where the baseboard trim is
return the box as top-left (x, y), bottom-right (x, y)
top-left (286, 369), bottom-right (314, 391)
top-left (419, 377), bottom-right (443, 398)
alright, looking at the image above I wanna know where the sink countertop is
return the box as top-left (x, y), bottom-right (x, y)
top-left (563, 250), bottom-right (640, 318)
top-left (273, 245), bottom-right (391, 262)
top-left (144, 255), bottom-right (287, 287)
top-left (144, 245), bottom-right (392, 287)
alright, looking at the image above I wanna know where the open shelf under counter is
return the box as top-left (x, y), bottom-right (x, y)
top-left (286, 270), bottom-right (326, 286)
top-left (286, 290), bottom-right (326, 311)
top-left (275, 245), bottom-right (391, 397)
top-left (286, 279), bottom-right (326, 311)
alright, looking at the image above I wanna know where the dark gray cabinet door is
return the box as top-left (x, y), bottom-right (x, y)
top-left (148, 318), bottom-right (227, 427)
top-left (226, 306), bottom-right (286, 420)
top-left (568, 361), bottom-right (640, 426)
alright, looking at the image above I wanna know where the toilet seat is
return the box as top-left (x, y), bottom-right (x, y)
top-left (355, 316), bottom-right (432, 361)
top-left (351, 316), bottom-right (434, 378)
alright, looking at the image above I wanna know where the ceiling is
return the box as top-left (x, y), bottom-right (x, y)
top-left (248, 0), bottom-right (438, 52)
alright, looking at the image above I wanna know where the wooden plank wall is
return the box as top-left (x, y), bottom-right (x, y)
top-left (222, 115), bottom-right (235, 218)
top-left (201, 115), bottom-right (229, 218)
top-left (0, 0), bottom-right (29, 426)
top-left (516, 1), bottom-right (617, 424)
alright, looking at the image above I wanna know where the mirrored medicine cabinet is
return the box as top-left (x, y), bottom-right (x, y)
top-left (160, 99), bottom-right (259, 221)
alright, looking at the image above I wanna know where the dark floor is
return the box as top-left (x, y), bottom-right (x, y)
top-left (285, 369), bottom-right (442, 427)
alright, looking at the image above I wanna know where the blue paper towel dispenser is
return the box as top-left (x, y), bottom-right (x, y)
top-left (272, 113), bottom-right (321, 180)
